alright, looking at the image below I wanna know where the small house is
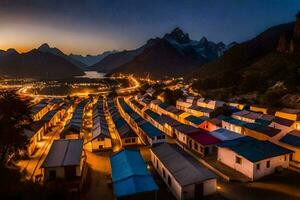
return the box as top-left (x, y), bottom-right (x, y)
top-left (217, 136), bottom-right (292, 180)
top-left (221, 116), bottom-right (246, 134)
top-left (279, 130), bottom-right (300, 163)
top-left (151, 143), bottom-right (216, 199)
top-left (110, 149), bottom-right (158, 199)
top-left (41, 139), bottom-right (86, 190)
top-left (243, 123), bottom-right (281, 141)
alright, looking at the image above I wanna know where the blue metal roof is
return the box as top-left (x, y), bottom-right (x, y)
top-left (185, 115), bottom-right (208, 125)
top-left (221, 116), bottom-right (247, 126)
top-left (218, 136), bottom-right (293, 162)
top-left (145, 109), bottom-right (160, 120)
top-left (140, 122), bottom-right (164, 138)
top-left (110, 149), bottom-right (158, 197)
top-left (159, 102), bottom-right (171, 109)
top-left (280, 132), bottom-right (300, 147)
top-left (244, 123), bottom-right (280, 137)
top-left (255, 118), bottom-right (271, 126)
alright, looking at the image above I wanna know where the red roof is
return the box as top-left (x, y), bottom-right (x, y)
top-left (186, 130), bottom-right (221, 145)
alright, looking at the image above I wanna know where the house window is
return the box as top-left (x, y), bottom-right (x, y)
top-left (167, 175), bottom-right (172, 186)
top-left (162, 168), bottom-right (166, 178)
top-left (131, 138), bottom-right (136, 143)
top-left (235, 156), bottom-right (242, 164)
top-left (256, 163), bottom-right (260, 170)
top-left (284, 155), bottom-right (287, 161)
top-left (200, 146), bottom-right (204, 152)
top-left (194, 143), bottom-right (198, 150)
top-left (266, 160), bottom-right (271, 168)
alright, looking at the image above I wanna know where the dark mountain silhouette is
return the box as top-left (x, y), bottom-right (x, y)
top-left (38, 43), bottom-right (87, 69)
top-left (192, 17), bottom-right (300, 108)
top-left (107, 27), bottom-right (233, 78)
top-left (195, 22), bottom-right (296, 78)
top-left (89, 48), bottom-right (142, 72)
top-left (0, 48), bottom-right (18, 57)
top-left (0, 49), bottom-right (84, 79)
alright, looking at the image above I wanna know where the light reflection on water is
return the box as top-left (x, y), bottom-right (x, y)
top-left (76, 71), bottom-right (106, 79)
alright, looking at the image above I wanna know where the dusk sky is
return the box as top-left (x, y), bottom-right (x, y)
top-left (0, 0), bottom-right (299, 55)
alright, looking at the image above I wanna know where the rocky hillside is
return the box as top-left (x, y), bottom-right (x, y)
top-left (192, 17), bottom-right (300, 108)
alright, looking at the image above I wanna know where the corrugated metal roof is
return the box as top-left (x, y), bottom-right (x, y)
top-left (110, 149), bottom-right (158, 197)
top-left (244, 123), bottom-right (281, 137)
top-left (186, 130), bottom-right (221, 145)
top-left (175, 124), bottom-right (199, 134)
top-left (280, 130), bottom-right (300, 147)
top-left (210, 128), bottom-right (244, 141)
top-left (273, 117), bottom-right (294, 127)
top-left (144, 109), bottom-right (160, 120)
top-left (41, 139), bottom-right (83, 168)
top-left (218, 136), bottom-right (293, 162)
top-left (222, 116), bottom-right (247, 126)
top-left (140, 122), bottom-right (164, 138)
top-left (184, 115), bottom-right (208, 125)
top-left (151, 143), bottom-right (216, 187)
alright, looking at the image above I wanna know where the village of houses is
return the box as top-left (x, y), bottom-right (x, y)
top-left (18, 86), bottom-right (300, 200)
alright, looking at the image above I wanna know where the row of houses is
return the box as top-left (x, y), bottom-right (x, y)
top-left (60, 99), bottom-right (89, 139)
top-left (30, 99), bottom-right (53, 121)
top-left (25, 100), bottom-right (71, 155)
top-left (86, 97), bottom-right (112, 151)
top-left (117, 97), bottom-right (165, 145)
top-left (106, 97), bottom-right (141, 146)
top-left (37, 98), bottom-right (89, 191)
top-left (218, 115), bottom-right (300, 163)
top-left (136, 93), bottom-right (297, 182)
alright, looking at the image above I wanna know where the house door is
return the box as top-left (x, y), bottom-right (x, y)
top-left (65, 166), bottom-right (77, 180)
top-left (188, 139), bottom-right (192, 149)
top-left (194, 182), bottom-right (204, 199)
top-left (49, 170), bottom-right (56, 181)
top-left (204, 147), bottom-right (210, 156)
top-left (290, 154), bottom-right (293, 161)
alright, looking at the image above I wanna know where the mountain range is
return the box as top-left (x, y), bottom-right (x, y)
top-left (191, 15), bottom-right (300, 108)
top-left (1, 17), bottom-right (300, 86)
top-left (69, 50), bottom-right (118, 66)
top-left (91, 27), bottom-right (235, 77)
top-left (0, 48), bottom-right (84, 79)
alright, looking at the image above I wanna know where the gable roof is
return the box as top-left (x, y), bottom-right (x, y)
top-left (273, 117), bottom-right (294, 127)
top-left (244, 123), bottom-right (281, 137)
top-left (41, 139), bottom-right (83, 168)
top-left (140, 122), bottom-right (164, 138)
top-left (218, 137), bottom-right (293, 162)
top-left (110, 149), bottom-right (158, 197)
top-left (144, 109), bottom-right (160, 120)
top-left (210, 128), bottom-right (244, 141)
top-left (184, 115), bottom-right (208, 125)
top-left (186, 130), bottom-right (221, 145)
top-left (280, 130), bottom-right (300, 148)
top-left (151, 143), bottom-right (216, 187)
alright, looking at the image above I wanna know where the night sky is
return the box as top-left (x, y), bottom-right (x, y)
top-left (0, 0), bottom-right (299, 55)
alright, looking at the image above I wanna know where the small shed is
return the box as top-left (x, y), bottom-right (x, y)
top-left (110, 149), bottom-right (158, 199)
